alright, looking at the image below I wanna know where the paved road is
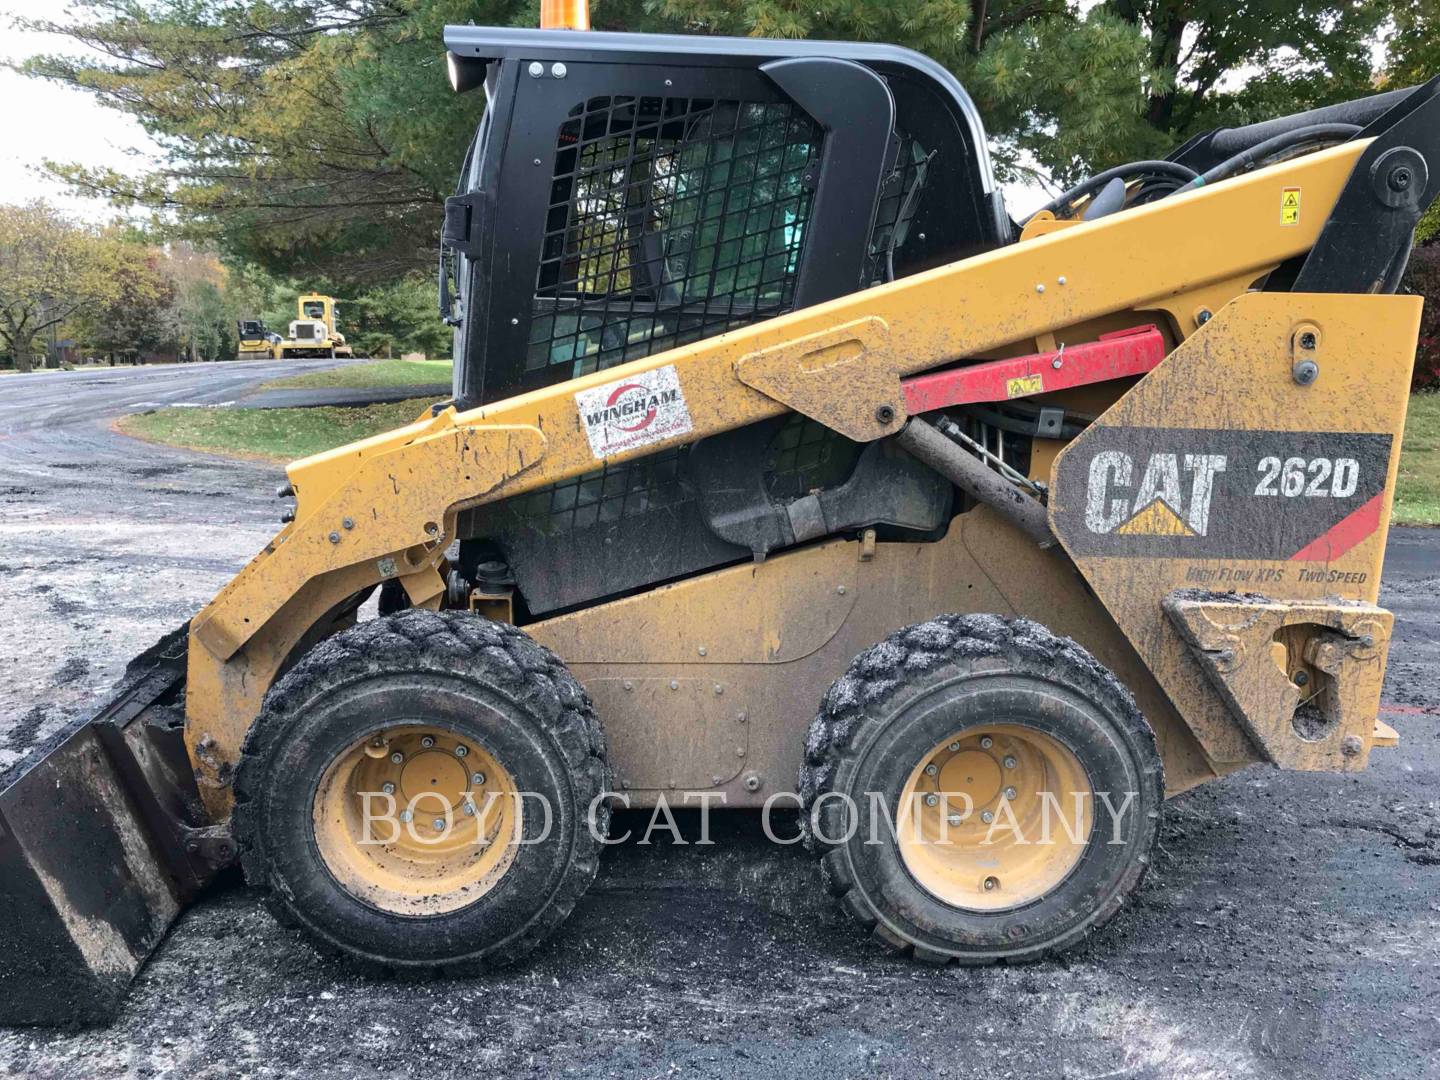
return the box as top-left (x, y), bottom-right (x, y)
top-left (0, 365), bottom-right (1436, 1078)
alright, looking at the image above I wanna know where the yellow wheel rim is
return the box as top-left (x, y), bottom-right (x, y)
top-left (312, 725), bottom-right (521, 916)
top-left (897, 724), bottom-right (1093, 912)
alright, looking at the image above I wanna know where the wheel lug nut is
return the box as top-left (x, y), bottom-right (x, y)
top-left (1004, 786), bottom-right (1018, 800)
top-left (399, 809), bottom-right (413, 823)
top-left (390, 752), bottom-right (404, 764)
top-left (924, 763), bottom-right (938, 776)
top-left (421, 736), bottom-right (435, 748)
top-left (980, 736), bottom-right (993, 749)
top-left (981, 810), bottom-right (995, 824)
top-left (947, 742), bottom-right (960, 752)
top-left (984, 876), bottom-right (999, 891)
top-left (924, 794), bottom-right (939, 807)
top-left (432, 817), bottom-right (447, 831)
top-left (381, 782), bottom-right (396, 795)
top-left (947, 813), bottom-right (963, 826)
top-left (1003, 756), bottom-right (1017, 769)
top-left (463, 802), bottom-right (476, 817)
top-left (455, 745), bottom-right (469, 758)
top-left (471, 772), bottom-right (486, 785)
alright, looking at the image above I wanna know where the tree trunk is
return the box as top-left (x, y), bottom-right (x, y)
top-left (14, 347), bottom-right (34, 374)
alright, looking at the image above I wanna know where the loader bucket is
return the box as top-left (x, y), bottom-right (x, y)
top-left (0, 628), bottom-right (223, 1026)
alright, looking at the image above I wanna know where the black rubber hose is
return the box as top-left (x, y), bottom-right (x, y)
top-left (1021, 160), bottom-right (1200, 224)
top-left (1197, 87), bottom-right (1412, 162)
top-left (1182, 123), bottom-right (1361, 189)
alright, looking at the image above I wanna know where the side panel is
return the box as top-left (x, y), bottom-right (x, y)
top-left (1049, 291), bottom-right (1419, 769)
top-left (528, 510), bottom-right (1218, 806)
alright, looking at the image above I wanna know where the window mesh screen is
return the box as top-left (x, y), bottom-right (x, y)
top-left (529, 94), bottom-right (821, 379)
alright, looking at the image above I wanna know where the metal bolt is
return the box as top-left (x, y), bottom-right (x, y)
top-left (984, 876), bottom-right (999, 891)
top-left (1003, 786), bottom-right (1018, 800)
top-left (924, 793), bottom-right (939, 807)
top-left (924, 763), bottom-right (939, 776)
top-left (1035, 283), bottom-right (1046, 294)
top-left (390, 752), bottom-right (404, 764)
top-left (670, 680), bottom-right (679, 690)
top-left (432, 817), bottom-right (447, 831)
top-left (471, 772), bottom-right (485, 785)
top-left (454, 745), bottom-right (468, 758)
top-left (1299, 331), bottom-right (1318, 350)
top-left (1341, 735), bottom-right (1364, 757)
top-left (980, 736), bottom-right (993, 749)
top-left (874, 404), bottom-right (896, 425)
top-left (328, 531), bottom-right (341, 544)
top-left (1052, 356), bottom-right (1063, 370)
top-left (1389, 165), bottom-right (1413, 192)
top-left (735, 747), bottom-right (746, 758)
top-left (1003, 755), bottom-right (1017, 769)
top-left (1293, 359), bottom-right (1320, 386)
top-left (533, 158), bottom-right (542, 167)
top-left (421, 736), bottom-right (435, 748)
top-left (424, 521), bottom-right (440, 536)
top-left (1196, 309), bottom-right (1212, 326)
top-left (948, 742), bottom-right (960, 752)
top-left (399, 809), bottom-right (413, 823)
top-left (836, 585), bottom-right (846, 596)
top-left (714, 684), bottom-right (724, 695)
top-left (463, 802), bottom-right (475, 817)
top-left (744, 774), bottom-right (762, 792)
top-left (623, 680), bottom-right (633, 691)
top-left (1057, 275), bottom-right (1067, 285)
top-left (510, 317), bottom-right (520, 325)
top-left (737, 712), bottom-right (748, 724)
top-left (527, 61), bottom-right (543, 77)
top-left (981, 810), bottom-right (995, 824)
top-left (343, 517), bottom-right (354, 531)
top-left (1293, 670), bottom-right (1310, 687)
top-left (698, 645), bottom-right (707, 656)
top-left (916, 231), bottom-right (927, 241)
top-left (664, 78), bottom-right (673, 86)
top-left (551, 62), bottom-right (567, 78)
top-left (381, 782), bottom-right (396, 795)
top-left (947, 813), bottom-right (963, 826)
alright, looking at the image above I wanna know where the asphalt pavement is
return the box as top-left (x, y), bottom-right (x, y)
top-left (0, 361), bottom-right (1436, 1079)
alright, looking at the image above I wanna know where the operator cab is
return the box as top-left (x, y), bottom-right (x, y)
top-left (441, 27), bottom-right (1011, 410)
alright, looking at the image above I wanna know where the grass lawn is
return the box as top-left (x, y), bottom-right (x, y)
top-left (261, 357), bottom-right (453, 391)
top-left (1395, 391), bottom-right (1440, 526)
top-left (117, 399), bottom-right (435, 462)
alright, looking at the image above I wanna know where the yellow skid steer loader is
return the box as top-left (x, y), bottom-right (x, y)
top-left (1, 20), bottom-right (1435, 1024)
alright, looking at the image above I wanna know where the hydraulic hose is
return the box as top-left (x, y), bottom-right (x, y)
top-left (1021, 160), bottom-right (1199, 224)
top-left (1180, 123), bottom-right (1362, 190)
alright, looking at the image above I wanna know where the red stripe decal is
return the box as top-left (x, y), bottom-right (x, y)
top-left (1288, 492), bottom-right (1385, 562)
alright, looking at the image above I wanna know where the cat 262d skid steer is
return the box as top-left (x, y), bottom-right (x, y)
top-left (3, 8), bottom-right (1438, 1025)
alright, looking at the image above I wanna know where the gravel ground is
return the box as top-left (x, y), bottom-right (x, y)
top-left (0, 365), bottom-right (1436, 1079)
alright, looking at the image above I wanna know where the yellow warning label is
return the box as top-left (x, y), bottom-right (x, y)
top-left (1006, 373), bottom-right (1044, 398)
top-left (1281, 187), bottom-right (1301, 226)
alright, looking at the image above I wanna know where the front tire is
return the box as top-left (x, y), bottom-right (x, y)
top-left (800, 614), bottom-right (1162, 964)
top-left (233, 609), bottom-right (608, 973)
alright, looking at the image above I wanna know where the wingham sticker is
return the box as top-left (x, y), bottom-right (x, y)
top-left (576, 364), bottom-right (694, 458)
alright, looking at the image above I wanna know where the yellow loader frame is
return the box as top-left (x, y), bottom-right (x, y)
top-left (184, 138), bottom-right (1415, 819)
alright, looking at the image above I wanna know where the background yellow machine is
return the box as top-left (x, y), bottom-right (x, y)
top-left (235, 317), bottom-right (278, 360)
top-left (276, 293), bottom-right (353, 359)
top-left (1, 21), bottom-right (1436, 1025)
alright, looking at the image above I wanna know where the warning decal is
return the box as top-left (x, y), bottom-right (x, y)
top-left (575, 364), bottom-right (694, 458)
top-left (1281, 186), bottom-right (1301, 226)
top-left (1052, 426), bottom-right (1391, 559)
top-left (1006, 373), bottom-right (1044, 399)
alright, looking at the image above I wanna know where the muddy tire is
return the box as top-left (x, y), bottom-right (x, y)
top-left (799, 613), bottom-right (1163, 964)
top-left (233, 609), bottom-right (608, 974)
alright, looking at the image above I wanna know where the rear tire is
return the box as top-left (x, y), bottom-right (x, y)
top-left (799, 613), bottom-right (1162, 964)
top-left (233, 609), bottom-right (608, 973)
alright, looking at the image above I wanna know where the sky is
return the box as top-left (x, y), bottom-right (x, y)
top-left (0, 0), bottom-right (162, 221)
